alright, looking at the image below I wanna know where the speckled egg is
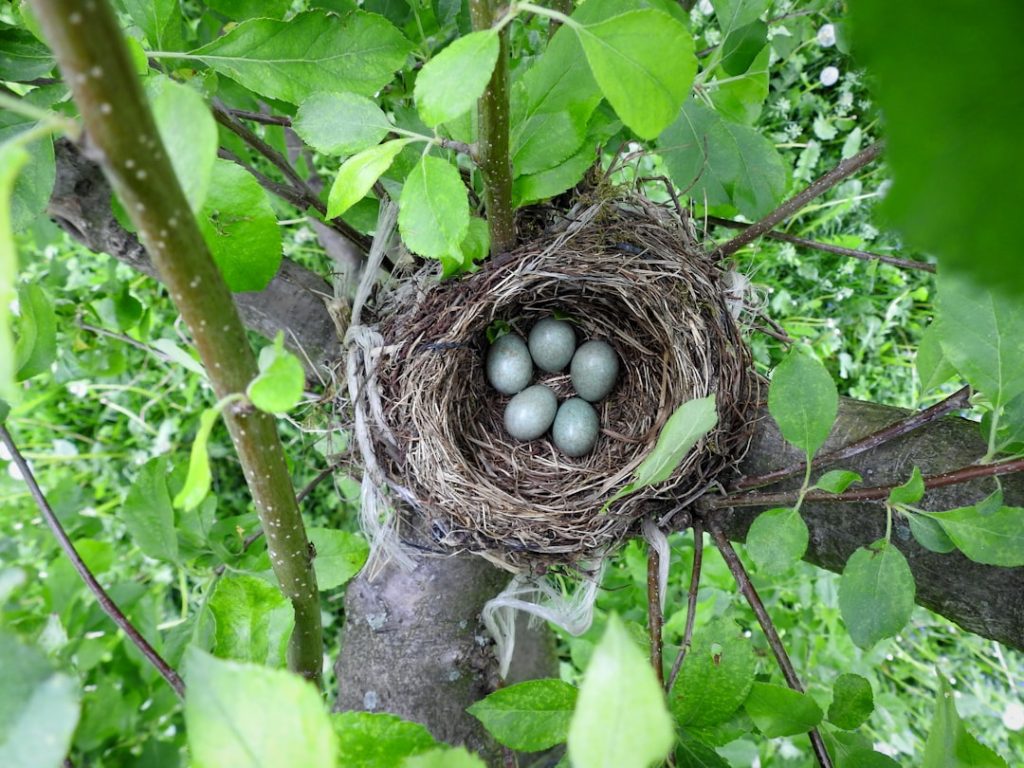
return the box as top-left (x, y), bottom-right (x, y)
top-left (552, 397), bottom-right (599, 457)
top-left (528, 318), bottom-right (576, 373)
top-left (486, 333), bottom-right (533, 395)
top-left (570, 340), bottom-right (619, 402)
top-left (504, 384), bottom-right (558, 441)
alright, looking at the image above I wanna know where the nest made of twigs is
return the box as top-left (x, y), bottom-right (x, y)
top-left (370, 194), bottom-right (758, 571)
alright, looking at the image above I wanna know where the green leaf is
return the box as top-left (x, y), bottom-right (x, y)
top-left (0, 25), bottom-right (54, 81)
top-left (402, 747), bottom-right (487, 768)
top-left (935, 272), bottom-right (1024, 408)
top-left (293, 92), bottom-right (392, 156)
top-left (743, 682), bottom-right (822, 738)
top-left (0, 143), bottom-right (28, 402)
top-left (332, 712), bottom-right (437, 768)
top-left (189, 11), bottom-right (412, 105)
top-left (441, 216), bottom-right (490, 279)
top-left (467, 679), bottom-right (577, 752)
top-left (828, 673), bottom-right (874, 730)
top-left (327, 138), bottom-right (411, 218)
top-left (415, 30), bottom-right (499, 127)
top-left (185, 648), bottom-right (337, 768)
top-left (13, 283), bottom-right (55, 381)
top-left (719, 19), bottom-right (766, 76)
top-left (307, 528), bottom-right (369, 590)
top-left (767, 346), bottom-right (838, 458)
top-left (669, 617), bottom-right (756, 728)
top-left (0, 88), bottom-right (57, 233)
top-left (744, 507), bottom-right (808, 574)
top-left (813, 470), bottom-right (862, 494)
top-left (838, 539), bottom-right (915, 649)
top-left (206, 0), bottom-right (292, 21)
top-left (145, 75), bottom-right (217, 212)
top-left (924, 502), bottom-right (1024, 567)
top-left (173, 406), bottom-right (221, 511)
top-left (512, 110), bottom-right (588, 177)
top-left (605, 395), bottom-right (717, 509)
top-left (398, 155), bottom-right (469, 260)
top-left (908, 514), bottom-right (956, 554)
top-left (711, 0), bottom-right (768, 35)
top-left (121, 0), bottom-right (184, 50)
top-left (828, 731), bottom-right (901, 768)
top-left (888, 466), bottom-right (924, 506)
top-left (922, 675), bottom-right (1008, 768)
top-left (0, 632), bottom-right (80, 768)
top-left (198, 160), bottom-right (283, 292)
top-left (577, 9), bottom-right (697, 139)
top-left (207, 574), bottom-right (294, 667)
top-left (916, 321), bottom-right (957, 394)
top-left (708, 46), bottom-right (769, 125)
top-left (848, 1), bottom-right (1024, 294)
top-left (568, 615), bottom-right (673, 768)
top-left (247, 332), bottom-right (305, 414)
top-left (122, 456), bottom-right (179, 562)
top-left (675, 736), bottom-right (730, 767)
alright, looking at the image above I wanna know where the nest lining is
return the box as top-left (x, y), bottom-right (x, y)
top-left (369, 195), bottom-right (758, 570)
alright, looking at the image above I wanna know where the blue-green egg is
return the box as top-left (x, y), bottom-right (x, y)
top-left (570, 340), bottom-right (619, 402)
top-left (528, 318), bottom-right (576, 373)
top-left (552, 397), bottom-right (599, 457)
top-left (504, 384), bottom-right (558, 441)
top-left (486, 333), bottom-right (533, 395)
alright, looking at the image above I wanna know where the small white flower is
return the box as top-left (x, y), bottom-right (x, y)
top-left (820, 66), bottom-right (840, 87)
top-left (68, 381), bottom-right (89, 398)
top-left (7, 462), bottom-right (24, 481)
top-left (698, 0), bottom-right (714, 14)
top-left (1003, 701), bottom-right (1024, 731)
top-left (817, 23), bottom-right (837, 47)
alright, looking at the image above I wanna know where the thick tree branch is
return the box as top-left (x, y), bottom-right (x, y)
top-left (34, 0), bottom-right (323, 682)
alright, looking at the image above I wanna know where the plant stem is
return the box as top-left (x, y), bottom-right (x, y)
top-left (32, 0), bottom-right (324, 684)
top-left (647, 543), bottom-right (665, 687)
top-left (710, 525), bottom-right (833, 768)
top-left (0, 425), bottom-right (186, 698)
top-left (666, 519), bottom-right (703, 692)
top-left (471, 0), bottom-right (516, 254)
top-left (715, 142), bottom-right (884, 259)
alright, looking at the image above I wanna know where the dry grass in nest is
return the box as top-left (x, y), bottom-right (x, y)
top-left (371, 194), bottom-right (759, 571)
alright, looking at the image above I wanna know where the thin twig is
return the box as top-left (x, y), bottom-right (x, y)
top-left (217, 148), bottom-right (312, 211)
top-left (666, 519), bottom-right (702, 692)
top-left (78, 320), bottom-right (173, 362)
top-left (708, 455), bottom-right (1024, 510)
top-left (0, 425), bottom-right (186, 698)
top-left (647, 543), bottom-right (665, 687)
top-left (715, 142), bottom-right (884, 259)
top-left (709, 525), bottom-right (833, 768)
top-left (228, 108), bottom-right (292, 127)
top-left (736, 386), bottom-right (972, 491)
top-left (705, 215), bottom-right (934, 272)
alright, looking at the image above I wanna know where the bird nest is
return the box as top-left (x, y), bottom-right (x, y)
top-left (367, 195), bottom-right (758, 572)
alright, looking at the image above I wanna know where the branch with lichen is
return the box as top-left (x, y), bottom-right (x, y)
top-left (31, 0), bottom-right (323, 684)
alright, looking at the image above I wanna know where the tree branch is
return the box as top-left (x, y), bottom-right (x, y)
top-left (0, 425), bottom-right (186, 698)
top-left (33, 0), bottom-right (324, 683)
top-left (715, 142), bottom-right (885, 258)
top-left (666, 519), bottom-right (702, 693)
top-left (647, 544), bottom-right (665, 687)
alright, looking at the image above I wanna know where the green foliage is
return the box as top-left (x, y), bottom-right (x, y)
top-left (173, 403), bottom-right (224, 512)
top-left (184, 649), bottom-right (337, 767)
top-left (307, 527), bottom-right (369, 590)
top-left (827, 673), bottom-right (874, 730)
top-left (0, 142), bottom-right (27, 401)
top-left (839, 539), bottom-right (915, 648)
top-left (402, 746), bottom-right (487, 767)
top-left (332, 711), bottom-right (438, 768)
top-left (567, 615), bottom-right (674, 768)
top-left (293, 92), bottom-right (392, 156)
top-left (13, 282), bottom-right (56, 381)
top-left (415, 30), bottom-right (499, 127)
top-left (744, 506), bottom-right (809, 574)
top-left (768, 345), bottom-right (838, 458)
top-left (327, 139), bottom-right (411, 218)
top-left (669, 617), bottom-right (755, 728)
top-left (467, 678), bottom-right (577, 752)
top-left (398, 154), bottom-right (470, 264)
top-left (247, 332), bottom-right (305, 415)
top-left (922, 500), bottom-right (1024, 568)
top-left (922, 676), bottom-right (1008, 768)
top-left (813, 469), bottom-right (861, 494)
top-left (887, 466), bottom-right (923, 506)
top-left (121, 456), bottom-right (179, 562)
top-left (743, 682), bottom-right (823, 738)
top-left (206, 574), bottom-right (293, 666)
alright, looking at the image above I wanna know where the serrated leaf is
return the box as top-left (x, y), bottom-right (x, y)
top-left (13, 283), bottom-right (55, 381)
top-left (711, 0), bottom-right (769, 35)
top-left (924, 502), bottom-right (1024, 567)
top-left (908, 514), bottom-right (956, 554)
top-left (307, 528), bottom-right (368, 590)
top-left (0, 632), bottom-right (80, 768)
top-left (578, 9), bottom-right (697, 139)
top-left (122, 456), bottom-right (179, 562)
top-left (744, 507), bottom-right (808, 574)
top-left (121, 0), bottom-right (184, 50)
top-left (828, 674), bottom-right (874, 730)
top-left (173, 406), bottom-right (221, 511)
top-left (189, 11), bottom-right (412, 105)
top-left (838, 540), bottom-right (915, 648)
top-left (709, 46), bottom-right (769, 125)
top-left (198, 160), bottom-right (283, 292)
top-left (0, 88), bottom-right (58, 233)
top-left (294, 92), bottom-right (392, 156)
top-left (247, 333), bottom-right (305, 414)
top-left (398, 155), bottom-right (469, 259)
top-left (719, 19), bottom-right (766, 76)
top-left (568, 615), bottom-right (674, 768)
top-left (922, 675), bottom-right (1008, 768)
top-left (468, 679), bottom-right (577, 752)
top-left (675, 736), bottom-right (730, 767)
top-left (332, 712), bottom-right (437, 768)
top-left (0, 143), bottom-right (28, 402)
top-left (814, 469), bottom-right (862, 494)
top-left (512, 110), bottom-right (588, 177)
top-left (669, 617), bottom-right (755, 728)
top-left (442, 216), bottom-right (490, 279)
top-left (916, 321), bottom-right (957, 393)
top-left (768, 346), bottom-right (838, 458)
top-left (743, 682), bottom-right (822, 738)
top-left (888, 466), bottom-right (924, 506)
top-left (327, 138), bottom-right (410, 218)
top-left (145, 75), bottom-right (217, 211)
top-left (185, 648), bottom-right (337, 768)
top-left (207, 574), bottom-right (294, 667)
top-left (416, 30), bottom-right (499, 127)
top-left (0, 25), bottom-right (54, 81)
top-left (206, 0), bottom-right (291, 21)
